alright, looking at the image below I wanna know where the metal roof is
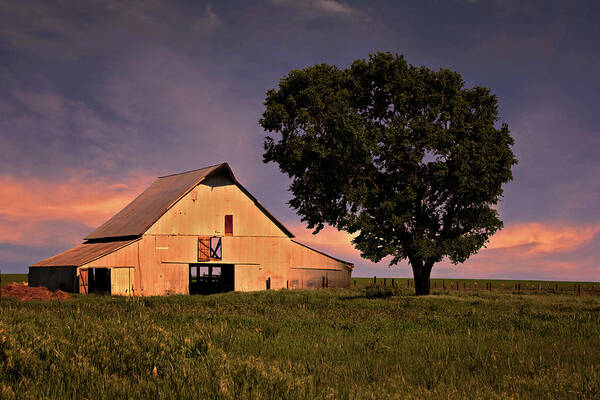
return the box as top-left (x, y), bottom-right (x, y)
top-left (31, 239), bottom-right (138, 267)
top-left (85, 163), bottom-right (294, 240)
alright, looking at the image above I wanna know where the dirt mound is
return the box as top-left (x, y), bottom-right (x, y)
top-left (1, 283), bottom-right (70, 301)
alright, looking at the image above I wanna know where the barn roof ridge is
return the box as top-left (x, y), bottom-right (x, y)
top-left (158, 162), bottom-right (227, 179)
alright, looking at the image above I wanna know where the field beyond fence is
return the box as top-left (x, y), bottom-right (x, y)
top-left (0, 274), bottom-right (599, 399)
top-left (352, 277), bottom-right (599, 296)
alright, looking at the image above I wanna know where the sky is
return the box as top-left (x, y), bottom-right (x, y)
top-left (1, 0), bottom-right (599, 281)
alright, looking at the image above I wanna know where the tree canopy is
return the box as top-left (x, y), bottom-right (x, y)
top-left (259, 52), bottom-right (517, 295)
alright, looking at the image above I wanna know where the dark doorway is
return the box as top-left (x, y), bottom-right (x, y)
top-left (189, 264), bottom-right (234, 295)
top-left (82, 268), bottom-right (111, 294)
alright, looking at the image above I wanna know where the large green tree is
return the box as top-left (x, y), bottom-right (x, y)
top-left (260, 53), bottom-right (517, 295)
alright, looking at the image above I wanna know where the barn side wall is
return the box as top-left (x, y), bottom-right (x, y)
top-left (63, 234), bottom-right (351, 296)
top-left (28, 266), bottom-right (77, 292)
top-left (82, 237), bottom-right (189, 296)
top-left (153, 235), bottom-right (352, 293)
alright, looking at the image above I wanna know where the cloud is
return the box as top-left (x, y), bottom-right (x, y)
top-left (486, 222), bottom-right (600, 254)
top-left (291, 220), bottom-right (600, 260)
top-left (286, 220), bottom-right (600, 281)
top-left (0, 171), bottom-right (154, 247)
top-left (196, 5), bottom-right (221, 32)
top-left (272, 0), bottom-right (361, 17)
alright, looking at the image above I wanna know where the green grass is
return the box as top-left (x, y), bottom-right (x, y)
top-left (0, 286), bottom-right (598, 399)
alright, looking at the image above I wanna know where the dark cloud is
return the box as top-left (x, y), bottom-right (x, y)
top-left (1, 0), bottom-right (599, 277)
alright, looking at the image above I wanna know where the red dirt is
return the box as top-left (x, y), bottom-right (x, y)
top-left (1, 283), bottom-right (70, 301)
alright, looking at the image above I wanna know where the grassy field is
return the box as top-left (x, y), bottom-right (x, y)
top-left (0, 275), bottom-right (598, 399)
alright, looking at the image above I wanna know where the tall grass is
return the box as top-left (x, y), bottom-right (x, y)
top-left (0, 288), bottom-right (598, 399)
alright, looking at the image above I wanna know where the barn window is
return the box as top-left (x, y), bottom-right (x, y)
top-left (210, 236), bottom-right (222, 260)
top-left (199, 237), bottom-right (222, 261)
top-left (225, 215), bottom-right (233, 236)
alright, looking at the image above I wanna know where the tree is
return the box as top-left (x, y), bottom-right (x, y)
top-left (259, 52), bottom-right (517, 295)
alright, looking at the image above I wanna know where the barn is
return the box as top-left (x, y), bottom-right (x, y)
top-left (29, 163), bottom-right (353, 295)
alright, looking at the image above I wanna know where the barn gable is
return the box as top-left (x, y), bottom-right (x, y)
top-left (145, 168), bottom-right (293, 238)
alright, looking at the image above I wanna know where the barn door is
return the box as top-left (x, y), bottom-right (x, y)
top-left (198, 238), bottom-right (210, 261)
top-left (79, 268), bottom-right (89, 294)
top-left (111, 267), bottom-right (134, 296)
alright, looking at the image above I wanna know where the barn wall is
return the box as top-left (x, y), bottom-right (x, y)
top-left (28, 266), bottom-right (77, 292)
top-left (162, 263), bottom-right (188, 295)
top-left (224, 236), bottom-right (351, 290)
top-left (83, 241), bottom-right (140, 269)
top-left (82, 240), bottom-right (142, 295)
top-left (71, 234), bottom-right (350, 296)
top-left (153, 234), bottom-right (352, 292)
top-left (146, 172), bottom-right (288, 238)
top-left (82, 237), bottom-right (190, 296)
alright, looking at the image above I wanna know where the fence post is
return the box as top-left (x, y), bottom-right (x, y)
top-left (353, 280), bottom-right (356, 287)
top-left (373, 276), bottom-right (376, 286)
top-left (383, 278), bottom-right (386, 287)
top-left (456, 281), bottom-right (459, 291)
top-left (578, 284), bottom-right (581, 296)
top-left (392, 278), bottom-right (395, 287)
top-left (443, 280), bottom-right (446, 290)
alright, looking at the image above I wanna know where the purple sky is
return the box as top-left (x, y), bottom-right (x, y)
top-left (1, 0), bottom-right (599, 281)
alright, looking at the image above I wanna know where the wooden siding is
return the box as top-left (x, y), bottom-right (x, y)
top-left (146, 172), bottom-right (289, 237)
top-left (153, 235), bottom-right (351, 292)
top-left (28, 266), bottom-right (77, 292)
top-left (111, 267), bottom-right (134, 296)
top-left (74, 233), bottom-right (351, 295)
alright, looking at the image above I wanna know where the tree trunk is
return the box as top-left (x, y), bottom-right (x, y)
top-left (410, 258), bottom-right (434, 296)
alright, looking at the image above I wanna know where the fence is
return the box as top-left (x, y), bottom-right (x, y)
top-left (352, 277), bottom-right (599, 296)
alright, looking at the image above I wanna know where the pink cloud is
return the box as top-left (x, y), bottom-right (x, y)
top-left (486, 222), bottom-right (600, 254)
top-left (287, 220), bottom-right (600, 281)
top-left (0, 170), bottom-right (153, 247)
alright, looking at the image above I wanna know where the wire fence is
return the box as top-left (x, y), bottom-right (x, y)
top-left (352, 277), bottom-right (600, 296)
